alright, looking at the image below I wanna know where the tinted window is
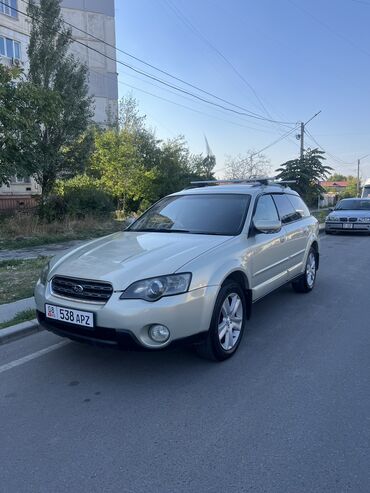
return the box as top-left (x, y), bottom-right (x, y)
top-left (272, 194), bottom-right (301, 223)
top-left (253, 194), bottom-right (279, 222)
top-left (287, 194), bottom-right (310, 218)
top-left (130, 194), bottom-right (251, 236)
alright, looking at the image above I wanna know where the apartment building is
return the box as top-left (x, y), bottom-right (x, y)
top-left (0, 0), bottom-right (118, 202)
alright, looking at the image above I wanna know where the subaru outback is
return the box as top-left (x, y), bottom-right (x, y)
top-left (35, 179), bottom-right (320, 361)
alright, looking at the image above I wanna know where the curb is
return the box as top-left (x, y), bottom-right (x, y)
top-left (0, 319), bottom-right (42, 346)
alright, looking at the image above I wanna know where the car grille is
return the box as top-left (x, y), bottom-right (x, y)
top-left (51, 276), bottom-right (113, 303)
top-left (339, 217), bottom-right (358, 222)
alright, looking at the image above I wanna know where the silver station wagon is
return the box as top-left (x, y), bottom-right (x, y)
top-left (35, 179), bottom-right (320, 361)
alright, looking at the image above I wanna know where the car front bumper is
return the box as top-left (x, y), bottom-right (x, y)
top-left (325, 222), bottom-right (370, 232)
top-left (34, 280), bottom-right (219, 349)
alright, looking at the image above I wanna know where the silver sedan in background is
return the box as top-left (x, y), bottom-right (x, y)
top-left (325, 198), bottom-right (370, 234)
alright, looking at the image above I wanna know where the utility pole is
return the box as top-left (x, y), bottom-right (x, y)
top-left (357, 159), bottom-right (360, 197)
top-left (298, 111), bottom-right (321, 161)
top-left (300, 121), bottom-right (305, 160)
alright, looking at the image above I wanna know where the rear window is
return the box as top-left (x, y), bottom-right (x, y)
top-left (130, 193), bottom-right (251, 235)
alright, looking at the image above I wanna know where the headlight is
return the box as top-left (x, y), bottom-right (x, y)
top-left (358, 217), bottom-right (370, 223)
top-left (39, 261), bottom-right (50, 285)
top-left (326, 215), bottom-right (339, 222)
top-left (120, 273), bottom-right (192, 301)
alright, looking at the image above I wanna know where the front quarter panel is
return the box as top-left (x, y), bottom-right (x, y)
top-left (176, 236), bottom-right (252, 291)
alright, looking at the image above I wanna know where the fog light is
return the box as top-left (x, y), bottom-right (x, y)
top-left (149, 324), bottom-right (170, 343)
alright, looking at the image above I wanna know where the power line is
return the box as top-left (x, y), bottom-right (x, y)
top-left (305, 129), bottom-right (349, 165)
top-left (214, 125), bottom-right (299, 174)
top-left (250, 126), bottom-right (299, 157)
top-left (160, 0), bottom-right (301, 147)
top-left (15, 0), bottom-right (296, 126)
top-left (8, 8), bottom-right (281, 134)
top-left (287, 0), bottom-right (370, 58)
top-left (161, 0), bottom-right (275, 119)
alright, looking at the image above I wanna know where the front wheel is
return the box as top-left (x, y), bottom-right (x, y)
top-left (195, 281), bottom-right (247, 361)
top-left (292, 248), bottom-right (317, 293)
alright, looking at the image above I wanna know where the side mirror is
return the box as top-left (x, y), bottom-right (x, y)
top-left (253, 218), bottom-right (282, 234)
top-left (328, 207), bottom-right (334, 212)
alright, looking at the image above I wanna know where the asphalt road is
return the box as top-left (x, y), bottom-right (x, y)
top-left (1, 234), bottom-right (370, 493)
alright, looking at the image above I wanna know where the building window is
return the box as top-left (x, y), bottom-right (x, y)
top-left (0, 36), bottom-right (21, 60)
top-left (10, 176), bottom-right (31, 184)
top-left (0, 0), bottom-right (17, 18)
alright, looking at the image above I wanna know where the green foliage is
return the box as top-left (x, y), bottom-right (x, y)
top-left (327, 173), bottom-right (347, 182)
top-left (338, 177), bottom-right (357, 198)
top-left (84, 96), bottom-right (215, 213)
top-left (276, 148), bottom-right (333, 207)
top-left (0, 65), bottom-right (38, 184)
top-left (19, 0), bottom-right (94, 203)
top-left (48, 174), bottom-right (114, 220)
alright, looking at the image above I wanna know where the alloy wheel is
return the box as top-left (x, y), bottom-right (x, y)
top-left (218, 293), bottom-right (243, 351)
top-left (306, 252), bottom-right (316, 288)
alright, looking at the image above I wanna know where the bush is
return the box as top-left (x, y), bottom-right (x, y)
top-left (64, 186), bottom-right (115, 218)
top-left (42, 194), bottom-right (67, 222)
top-left (50, 176), bottom-right (116, 219)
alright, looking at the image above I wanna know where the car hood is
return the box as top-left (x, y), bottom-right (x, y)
top-left (49, 231), bottom-right (231, 290)
top-left (330, 209), bottom-right (370, 218)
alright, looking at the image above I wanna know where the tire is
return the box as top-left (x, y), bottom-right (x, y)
top-left (195, 281), bottom-right (247, 361)
top-left (292, 248), bottom-right (317, 293)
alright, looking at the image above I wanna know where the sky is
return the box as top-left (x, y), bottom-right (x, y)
top-left (115, 0), bottom-right (370, 180)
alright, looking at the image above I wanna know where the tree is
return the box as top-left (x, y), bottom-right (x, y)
top-left (327, 173), bottom-right (347, 182)
top-left (276, 148), bottom-right (332, 206)
top-left (224, 150), bottom-right (270, 180)
top-left (22, 0), bottom-right (93, 204)
top-left (67, 96), bottom-right (217, 214)
top-left (0, 65), bottom-right (24, 184)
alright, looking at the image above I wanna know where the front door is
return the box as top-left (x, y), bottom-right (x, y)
top-left (250, 194), bottom-right (289, 300)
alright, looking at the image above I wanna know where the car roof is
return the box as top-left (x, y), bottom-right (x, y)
top-left (173, 184), bottom-right (299, 197)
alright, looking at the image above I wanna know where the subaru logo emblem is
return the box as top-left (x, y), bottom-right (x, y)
top-left (73, 284), bottom-right (84, 293)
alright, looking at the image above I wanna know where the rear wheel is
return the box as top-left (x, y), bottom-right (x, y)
top-left (196, 281), bottom-right (247, 361)
top-left (292, 248), bottom-right (317, 293)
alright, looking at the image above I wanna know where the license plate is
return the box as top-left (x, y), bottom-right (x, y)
top-left (45, 304), bottom-right (94, 328)
top-left (343, 223), bottom-right (353, 229)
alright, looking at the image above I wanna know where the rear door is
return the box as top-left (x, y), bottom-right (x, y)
top-left (272, 193), bottom-right (311, 279)
top-left (250, 194), bottom-right (289, 300)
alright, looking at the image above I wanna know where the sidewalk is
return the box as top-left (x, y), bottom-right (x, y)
top-left (0, 297), bottom-right (35, 323)
top-left (0, 239), bottom-right (86, 261)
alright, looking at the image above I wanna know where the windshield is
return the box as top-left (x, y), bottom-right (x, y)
top-left (129, 193), bottom-right (251, 235)
top-left (335, 199), bottom-right (370, 210)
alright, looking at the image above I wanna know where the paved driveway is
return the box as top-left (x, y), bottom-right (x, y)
top-left (1, 234), bottom-right (369, 492)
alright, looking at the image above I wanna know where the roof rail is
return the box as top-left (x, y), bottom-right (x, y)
top-left (189, 178), bottom-right (296, 188)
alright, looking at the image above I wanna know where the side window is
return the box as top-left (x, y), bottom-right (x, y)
top-left (253, 194), bottom-right (279, 222)
top-left (272, 194), bottom-right (301, 224)
top-left (287, 194), bottom-right (310, 218)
